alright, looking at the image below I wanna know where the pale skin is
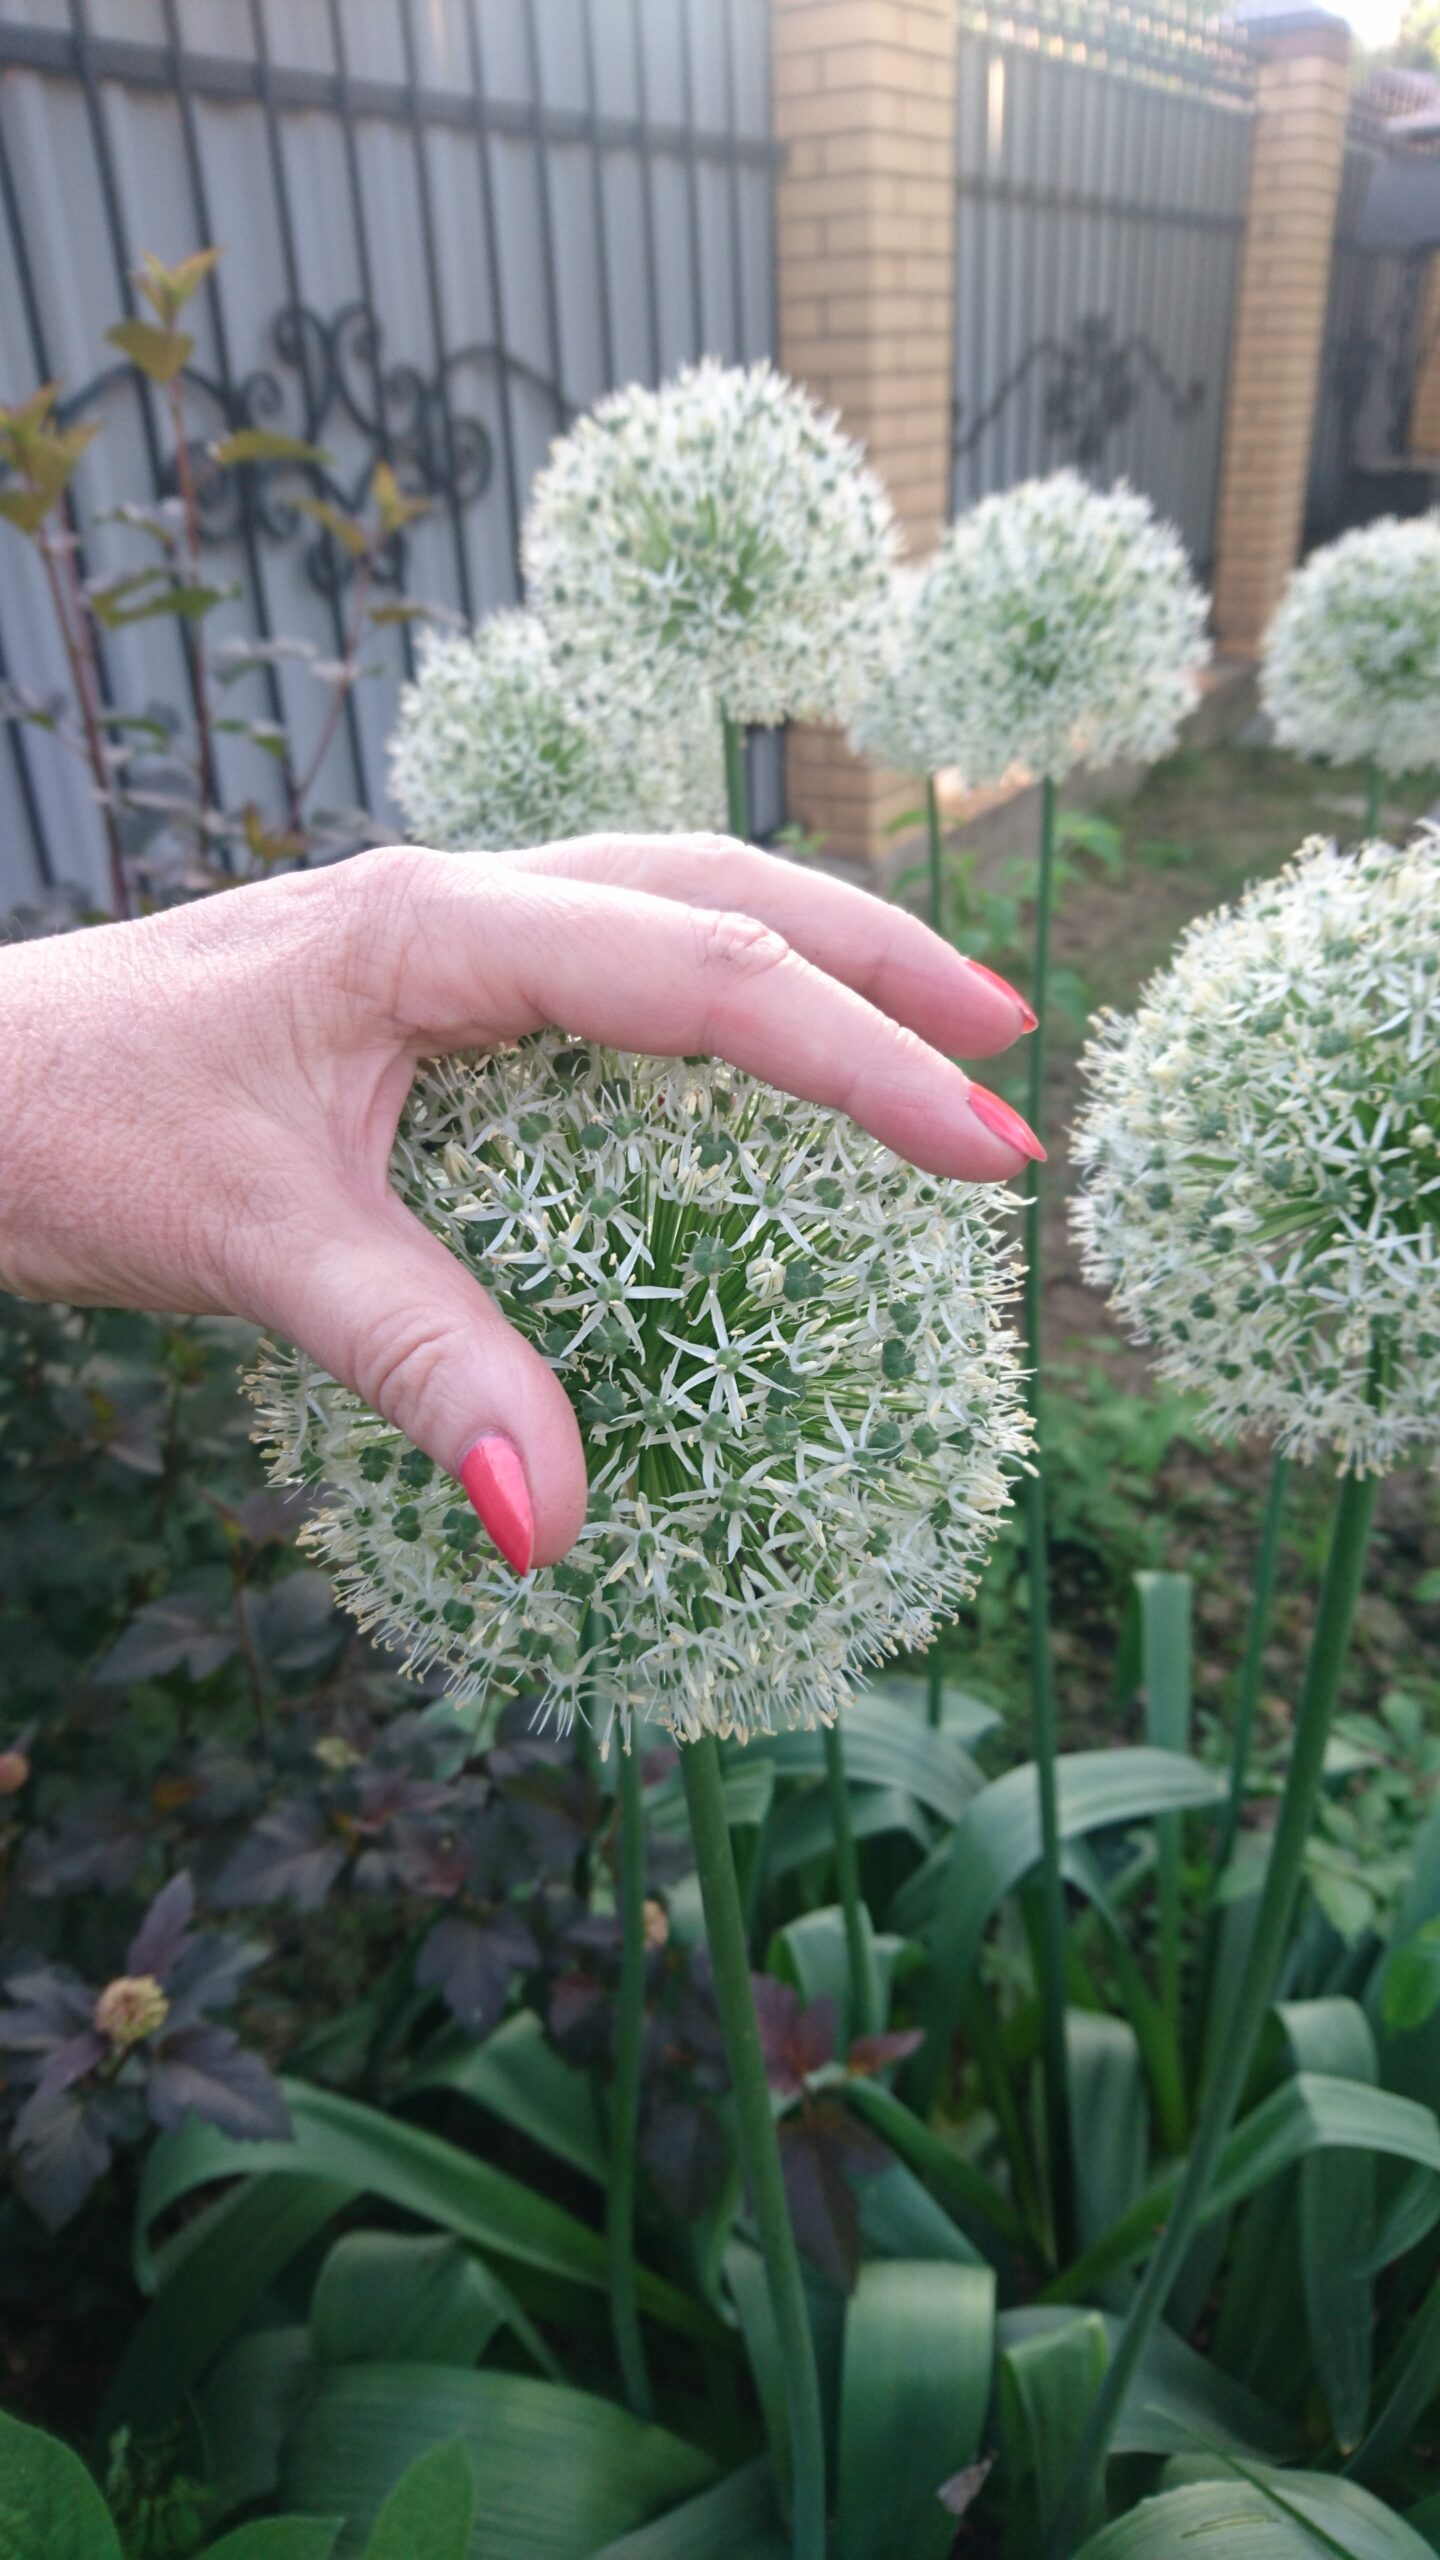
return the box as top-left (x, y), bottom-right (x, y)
top-left (0, 835), bottom-right (1040, 1567)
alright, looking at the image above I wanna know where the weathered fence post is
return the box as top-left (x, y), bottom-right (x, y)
top-left (772, 0), bottom-right (958, 864)
top-left (1213, 6), bottom-right (1352, 657)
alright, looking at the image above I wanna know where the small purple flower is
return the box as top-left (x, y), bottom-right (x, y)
top-left (0, 1870), bottom-right (289, 2229)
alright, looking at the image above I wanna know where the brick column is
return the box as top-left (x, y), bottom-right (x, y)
top-left (772, 0), bottom-right (959, 864)
top-left (1212, 7), bottom-right (1352, 658)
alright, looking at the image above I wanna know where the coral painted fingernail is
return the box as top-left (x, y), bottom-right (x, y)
top-left (458, 1434), bottom-right (534, 1574)
top-left (965, 958), bottom-right (1037, 1033)
top-left (966, 1083), bottom-right (1047, 1164)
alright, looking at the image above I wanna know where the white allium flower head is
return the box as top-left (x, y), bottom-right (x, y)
top-left (523, 359), bottom-right (901, 731)
top-left (386, 611), bottom-right (724, 849)
top-left (1071, 834), bottom-right (1440, 1474)
top-left (887, 471), bottom-right (1209, 788)
top-left (249, 1035), bottom-right (1028, 1744)
top-left (847, 569), bottom-right (945, 778)
top-left (1260, 515), bottom-right (1440, 779)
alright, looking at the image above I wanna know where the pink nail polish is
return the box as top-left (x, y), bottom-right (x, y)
top-left (965, 958), bottom-right (1038, 1033)
top-left (966, 1083), bottom-right (1047, 1164)
top-left (458, 1434), bottom-right (535, 1574)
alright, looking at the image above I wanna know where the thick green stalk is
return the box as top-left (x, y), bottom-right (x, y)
top-left (1044, 1466), bottom-right (1379, 2559)
top-left (1023, 773), bottom-right (1073, 2260)
top-left (1364, 758), bottom-right (1382, 838)
top-left (607, 1737), bottom-right (655, 2421)
top-left (924, 774), bottom-right (948, 1730)
top-left (723, 715), bottom-right (749, 841)
top-left (1216, 1450), bottom-right (1291, 1880)
top-left (823, 1721), bottom-right (880, 2038)
top-left (682, 1737), bottom-right (827, 2560)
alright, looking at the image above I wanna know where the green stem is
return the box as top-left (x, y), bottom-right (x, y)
top-left (1044, 1466), bottom-right (1379, 2559)
top-left (723, 715), bottom-right (749, 841)
top-left (1023, 772), bottom-right (1073, 2262)
top-left (608, 1738), bottom-right (655, 2421)
top-left (1364, 758), bottom-right (1382, 839)
top-left (925, 772), bottom-right (946, 937)
top-left (1216, 1451), bottom-right (1291, 1880)
top-left (822, 1722), bottom-right (880, 2039)
top-left (682, 1737), bottom-right (826, 2560)
top-left (923, 773), bottom-right (949, 1727)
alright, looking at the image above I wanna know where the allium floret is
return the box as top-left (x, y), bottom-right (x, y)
top-left (848, 569), bottom-right (944, 779)
top-left (1071, 835), bottom-right (1440, 1474)
top-left (250, 1035), bottom-right (1028, 1743)
top-left (874, 471), bottom-right (1209, 787)
top-left (387, 611), bottom-right (724, 848)
top-left (1260, 515), bottom-right (1440, 779)
top-left (523, 360), bottom-right (900, 731)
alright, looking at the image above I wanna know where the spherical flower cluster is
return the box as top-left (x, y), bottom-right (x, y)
top-left (1261, 515), bottom-right (1440, 779)
top-left (250, 1035), bottom-right (1029, 1744)
top-left (1071, 834), bottom-right (1440, 1474)
top-left (874, 471), bottom-right (1209, 788)
top-left (523, 359), bottom-right (900, 731)
top-left (847, 569), bottom-right (945, 778)
top-left (387, 612), bottom-right (724, 848)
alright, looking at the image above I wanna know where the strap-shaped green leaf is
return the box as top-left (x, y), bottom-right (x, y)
top-left (1075, 2469), bottom-right (1434, 2557)
top-left (836, 2261), bottom-right (995, 2560)
top-left (363, 2438), bottom-right (474, 2560)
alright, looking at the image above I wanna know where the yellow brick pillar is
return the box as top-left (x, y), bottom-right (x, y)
top-left (1212, 7), bottom-right (1353, 659)
top-left (772, 0), bottom-right (959, 863)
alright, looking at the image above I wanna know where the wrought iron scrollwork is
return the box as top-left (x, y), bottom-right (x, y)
top-left (954, 312), bottom-right (1205, 470)
top-left (61, 300), bottom-right (567, 595)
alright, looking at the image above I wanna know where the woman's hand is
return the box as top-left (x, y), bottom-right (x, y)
top-left (0, 836), bottom-right (1040, 1568)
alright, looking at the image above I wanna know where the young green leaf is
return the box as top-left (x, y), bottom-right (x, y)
top-left (0, 2409), bottom-right (122, 2560)
top-left (105, 319), bottom-right (194, 384)
top-left (362, 2439), bottom-right (474, 2560)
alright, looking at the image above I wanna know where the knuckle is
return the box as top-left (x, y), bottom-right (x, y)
top-left (693, 907), bottom-right (791, 984)
top-left (352, 1300), bottom-right (469, 1444)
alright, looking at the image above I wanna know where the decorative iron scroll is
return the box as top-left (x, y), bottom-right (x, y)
top-left (61, 300), bottom-right (567, 595)
top-left (954, 312), bottom-right (1205, 472)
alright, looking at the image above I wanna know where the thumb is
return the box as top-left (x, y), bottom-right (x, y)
top-left (263, 1183), bottom-right (588, 1573)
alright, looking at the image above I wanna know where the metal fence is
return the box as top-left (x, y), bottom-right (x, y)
top-left (1306, 119), bottom-right (1440, 547)
top-left (0, 0), bottom-right (779, 909)
top-left (950, 0), bottom-right (1254, 578)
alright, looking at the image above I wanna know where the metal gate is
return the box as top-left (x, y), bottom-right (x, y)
top-left (0, 0), bottom-right (779, 909)
top-left (950, 0), bottom-right (1255, 577)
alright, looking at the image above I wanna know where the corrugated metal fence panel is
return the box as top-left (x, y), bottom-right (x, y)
top-left (952, 16), bottom-right (1254, 579)
top-left (0, 0), bottom-right (777, 909)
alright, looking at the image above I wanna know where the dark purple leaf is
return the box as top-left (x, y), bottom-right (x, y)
top-left (415, 1911), bottom-right (538, 2037)
top-left (145, 2023), bottom-right (291, 2140)
top-left (162, 1927), bottom-right (264, 2030)
top-left (547, 1972), bottom-right (610, 2062)
top-left (846, 2029), bottom-right (924, 2078)
top-left (0, 1963), bottom-right (96, 2050)
top-left (95, 1590), bottom-right (236, 1687)
top-left (210, 1798), bottom-right (347, 1912)
top-left (639, 2095), bottom-right (730, 2220)
top-left (939, 2457), bottom-right (995, 2519)
top-left (17, 1789), bottom-right (150, 1895)
top-left (752, 1977), bottom-right (838, 2099)
top-left (126, 1870), bottom-right (196, 1980)
top-left (11, 2087), bottom-right (116, 2229)
top-left (779, 2113), bottom-right (864, 2292)
top-left (33, 2030), bottom-right (107, 2099)
top-left (244, 1572), bottom-right (348, 1684)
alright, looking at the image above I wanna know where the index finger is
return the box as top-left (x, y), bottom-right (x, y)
top-left (489, 831), bottom-right (1036, 1060)
top-left (369, 855), bottom-right (1043, 1182)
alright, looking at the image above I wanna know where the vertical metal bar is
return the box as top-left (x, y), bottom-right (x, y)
top-left (719, 0), bottom-right (747, 360)
top-left (247, 0), bottom-right (368, 808)
top-left (677, 0), bottom-right (707, 355)
top-left (0, 620), bottom-right (53, 891)
top-left (327, 0), bottom-right (415, 677)
top-left (630, 0), bottom-right (665, 377)
top-left (395, 0), bottom-right (475, 622)
top-left (581, 0), bottom-right (617, 387)
top-left (995, 43), bottom-right (1013, 489)
top-left (160, 0), bottom-right (292, 735)
top-left (461, 0), bottom-right (524, 591)
top-left (67, 0), bottom-right (189, 714)
top-left (521, 0), bottom-right (567, 408)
